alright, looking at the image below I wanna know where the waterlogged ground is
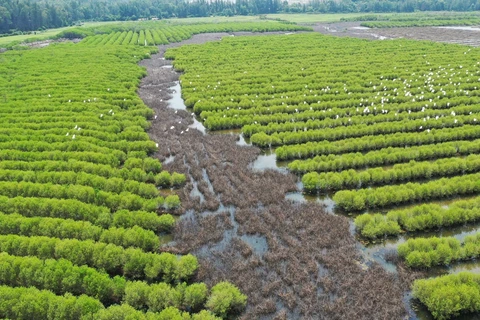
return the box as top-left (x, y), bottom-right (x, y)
top-left (138, 33), bottom-right (416, 319)
top-left (313, 21), bottom-right (480, 47)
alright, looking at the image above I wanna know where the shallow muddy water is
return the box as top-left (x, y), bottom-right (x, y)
top-left (313, 21), bottom-right (480, 47)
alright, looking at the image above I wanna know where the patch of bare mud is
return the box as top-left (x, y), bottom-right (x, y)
top-left (313, 21), bottom-right (480, 46)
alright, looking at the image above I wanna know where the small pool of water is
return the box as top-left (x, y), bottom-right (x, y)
top-left (240, 234), bottom-right (268, 257)
top-left (164, 155), bottom-right (175, 164)
top-left (251, 153), bottom-right (286, 173)
top-left (166, 81), bottom-right (206, 135)
top-left (210, 129), bottom-right (250, 145)
top-left (167, 81), bottom-right (185, 110)
top-left (437, 26), bottom-right (480, 31)
top-left (250, 149), bottom-right (290, 173)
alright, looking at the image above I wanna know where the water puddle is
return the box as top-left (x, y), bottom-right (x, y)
top-left (287, 182), bottom-right (337, 214)
top-left (211, 129), bottom-right (251, 146)
top-left (166, 80), bottom-right (206, 134)
top-left (250, 149), bottom-right (289, 173)
top-left (159, 233), bottom-right (174, 245)
top-left (167, 81), bottom-right (185, 110)
top-left (449, 260), bottom-right (480, 274)
top-left (161, 65), bottom-right (173, 68)
top-left (200, 203), bottom-right (235, 218)
top-left (437, 26), bottom-right (480, 31)
top-left (363, 246), bottom-right (397, 273)
top-left (164, 155), bottom-right (175, 164)
top-left (190, 181), bottom-right (205, 203)
top-left (236, 134), bottom-right (250, 146)
top-left (352, 26), bottom-right (371, 30)
top-left (371, 34), bottom-right (389, 40)
top-left (202, 168), bottom-right (215, 194)
top-left (190, 117), bottom-right (206, 135)
top-left (240, 234), bottom-right (268, 257)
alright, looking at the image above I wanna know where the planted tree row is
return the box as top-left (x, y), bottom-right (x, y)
top-left (0, 196), bottom-right (174, 232)
top-left (0, 252), bottom-right (243, 315)
top-left (0, 234), bottom-right (196, 282)
top-left (412, 272), bottom-right (480, 320)
top-left (276, 125), bottom-right (480, 160)
top-left (251, 114), bottom-right (479, 147)
top-left (0, 284), bottom-right (229, 320)
top-left (0, 251), bottom-right (244, 317)
top-left (0, 28), bottom-right (247, 319)
top-left (303, 155), bottom-right (480, 193)
top-left (289, 139), bottom-right (480, 173)
top-left (355, 196), bottom-right (480, 239)
top-left (164, 26), bottom-right (480, 320)
top-left (362, 19), bottom-right (480, 28)
top-left (81, 22), bottom-right (310, 47)
top-left (0, 252), bottom-right (125, 304)
top-left (333, 172), bottom-right (480, 211)
top-left (0, 181), bottom-right (181, 212)
top-left (398, 233), bottom-right (480, 268)
top-left (0, 213), bottom-right (161, 251)
top-left (194, 88), bottom-right (477, 126)
top-left (242, 108), bottom-right (480, 137)
top-left (0, 159), bottom-right (185, 188)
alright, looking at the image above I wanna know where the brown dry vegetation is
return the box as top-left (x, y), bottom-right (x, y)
top-left (139, 33), bottom-right (419, 319)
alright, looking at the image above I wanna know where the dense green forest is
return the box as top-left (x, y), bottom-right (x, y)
top-left (1, 0), bottom-right (479, 34)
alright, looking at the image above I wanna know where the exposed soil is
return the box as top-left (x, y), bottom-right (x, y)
top-left (313, 21), bottom-right (480, 47)
top-left (138, 32), bottom-right (421, 319)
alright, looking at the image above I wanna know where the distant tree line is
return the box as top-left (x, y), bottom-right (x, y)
top-left (1, 0), bottom-right (479, 34)
top-left (292, 0), bottom-right (480, 14)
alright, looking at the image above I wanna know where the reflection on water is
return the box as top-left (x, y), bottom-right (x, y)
top-left (240, 234), bottom-right (268, 257)
top-left (159, 233), bottom-right (174, 246)
top-left (352, 26), bottom-right (371, 30)
top-left (250, 148), bottom-right (290, 173)
top-left (251, 153), bottom-right (288, 173)
top-left (167, 81), bottom-right (206, 134)
top-left (250, 150), bottom-right (285, 173)
top-left (236, 134), bottom-right (250, 146)
top-left (285, 191), bottom-right (336, 214)
top-left (210, 129), bottom-right (251, 146)
top-left (190, 181), bottom-right (205, 203)
top-left (164, 155), bottom-right (175, 164)
top-left (167, 81), bottom-right (185, 110)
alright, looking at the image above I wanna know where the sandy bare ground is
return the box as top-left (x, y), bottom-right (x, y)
top-left (138, 32), bottom-right (417, 319)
